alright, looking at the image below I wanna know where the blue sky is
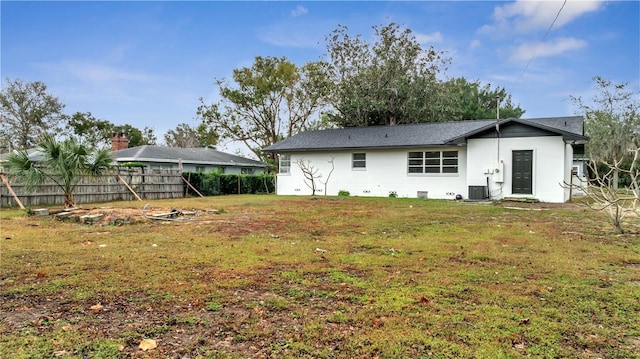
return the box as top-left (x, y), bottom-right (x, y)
top-left (2, 1), bottom-right (638, 153)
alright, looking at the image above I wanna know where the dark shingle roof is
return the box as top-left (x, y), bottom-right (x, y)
top-left (263, 116), bottom-right (587, 152)
top-left (112, 146), bottom-right (266, 167)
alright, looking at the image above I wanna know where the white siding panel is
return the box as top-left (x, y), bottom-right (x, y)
top-left (277, 148), bottom-right (468, 199)
top-left (467, 136), bottom-right (567, 202)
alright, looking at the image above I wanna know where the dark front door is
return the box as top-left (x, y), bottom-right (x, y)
top-left (512, 150), bottom-right (533, 194)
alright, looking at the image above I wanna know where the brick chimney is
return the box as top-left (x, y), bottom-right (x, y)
top-left (111, 130), bottom-right (129, 151)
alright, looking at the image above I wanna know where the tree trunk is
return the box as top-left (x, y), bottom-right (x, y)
top-left (612, 168), bottom-right (619, 190)
top-left (64, 192), bottom-right (75, 208)
top-left (610, 205), bottom-right (624, 234)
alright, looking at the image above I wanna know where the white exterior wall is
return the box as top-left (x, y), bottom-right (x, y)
top-left (466, 136), bottom-right (568, 202)
top-left (276, 147), bottom-right (468, 199)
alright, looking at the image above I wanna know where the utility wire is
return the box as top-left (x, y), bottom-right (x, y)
top-left (514, 0), bottom-right (568, 85)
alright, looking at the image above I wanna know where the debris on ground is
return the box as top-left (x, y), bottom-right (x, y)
top-left (142, 204), bottom-right (195, 222)
top-left (31, 204), bottom-right (225, 226)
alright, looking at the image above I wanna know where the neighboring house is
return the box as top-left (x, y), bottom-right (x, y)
top-left (112, 145), bottom-right (267, 174)
top-left (262, 116), bottom-right (589, 203)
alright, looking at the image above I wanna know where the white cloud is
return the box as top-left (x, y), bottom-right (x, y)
top-left (34, 59), bottom-right (162, 107)
top-left (480, 0), bottom-right (605, 35)
top-left (469, 39), bottom-right (482, 50)
top-left (258, 30), bottom-right (321, 48)
top-left (509, 37), bottom-right (587, 62)
top-left (62, 62), bottom-right (156, 83)
top-left (414, 31), bottom-right (443, 44)
top-left (291, 5), bottom-right (308, 17)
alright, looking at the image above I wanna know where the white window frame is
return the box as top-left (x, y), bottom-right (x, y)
top-left (279, 154), bottom-right (291, 174)
top-left (408, 150), bottom-right (458, 174)
top-left (352, 153), bottom-right (366, 170)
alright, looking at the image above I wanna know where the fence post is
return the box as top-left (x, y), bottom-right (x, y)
top-left (181, 175), bottom-right (204, 197)
top-left (1, 174), bottom-right (25, 210)
top-left (117, 174), bottom-right (142, 201)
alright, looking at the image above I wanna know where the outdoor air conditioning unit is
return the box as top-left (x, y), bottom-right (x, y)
top-left (468, 186), bottom-right (487, 200)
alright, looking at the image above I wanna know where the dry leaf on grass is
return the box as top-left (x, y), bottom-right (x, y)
top-left (90, 303), bottom-right (104, 311)
top-left (139, 338), bottom-right (157, 351)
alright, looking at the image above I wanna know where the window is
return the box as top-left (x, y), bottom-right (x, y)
top-left (279, 154), bottom-right (291, 174)
top-left (241, 168), bottom-right (255, 175)
top-left (195, 165), bottom-right (205, 172)
top-left (408, 151), bottom-right (458, 174)
top-left (352, 153), bottom-right (366, 169)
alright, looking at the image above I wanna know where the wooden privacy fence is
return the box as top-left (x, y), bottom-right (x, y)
top-left (0, 168), bottom-right (184, 208)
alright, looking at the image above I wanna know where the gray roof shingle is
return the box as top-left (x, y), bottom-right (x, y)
top-left (263, 116), bottom-right (587, 152)
top-left (112, 146), bottom-right (266, 167)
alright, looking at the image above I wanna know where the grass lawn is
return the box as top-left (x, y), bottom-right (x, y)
top-left (1, 195), bottom-right (639, 358)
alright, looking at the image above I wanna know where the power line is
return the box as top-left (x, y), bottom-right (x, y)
top-left (515, 0), bottom-right (568, 85)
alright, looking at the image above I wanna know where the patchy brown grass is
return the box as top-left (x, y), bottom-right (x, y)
top-left (1, 195), bottom-right (639, 358)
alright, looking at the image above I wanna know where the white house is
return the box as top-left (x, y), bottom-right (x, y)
top-left (262, 116), bottom-right (589, 203)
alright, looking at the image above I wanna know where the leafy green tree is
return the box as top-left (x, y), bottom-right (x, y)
top-left (67, 111), bottom-right (115, 149)
top-left (570, 76), bottom-right (640, 188)
top-left (67, 114), bottom-right (156, 149)
top-left (323, 23), bottom-right (451, 126)
top-left (444, 78), bottom-right (525, 120)
top-left (116, 124), bottom-right (156, 147)
top-left (5, 134), bottom-right (113, 208)
top-left (164, 122), bottom-right (218, 148)
top-left (0, 78), bottom-right (66, 149)
top-left (198, 56), bottom-right (331, 162)
top-left (566, 76), bottom-right (639, 234)
top-left (141, 126), bottom-right (157, 146)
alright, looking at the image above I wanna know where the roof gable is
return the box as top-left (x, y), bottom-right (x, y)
top-left (468, 122), bottom-right (559, 139)
top-left (446, 117), bottom-right (588, 144)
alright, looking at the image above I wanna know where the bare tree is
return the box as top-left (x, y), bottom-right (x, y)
top-left (296, 158), bottom-right (322, 196)
top-left (318, 156), bottom-right (336, 196)
top-left (565, 147), bottom-right (639, 234)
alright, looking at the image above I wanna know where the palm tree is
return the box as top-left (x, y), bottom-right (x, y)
top-left (5, 134), bottom-right (113, 208)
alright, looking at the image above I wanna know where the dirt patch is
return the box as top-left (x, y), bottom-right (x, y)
top-left (494, 200), bottom-right (586, 210)
top-left (49, 206), bottom-right (222, 226)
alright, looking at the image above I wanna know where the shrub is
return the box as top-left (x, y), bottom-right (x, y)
top-left (338, 190), bottom-right (350, 197)
top-left (183, 172), bottom-right (275, 196)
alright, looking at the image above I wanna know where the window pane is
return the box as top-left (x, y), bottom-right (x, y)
top-left (279, 155), bottom-right (291, 174)
top-left (443, 151), bottom-right (457, 158)
top-left (352, 153), bottom-right (366, 169)
top-left (425, 167), bottom-right (440, 173)
top-left (408, 167), bottom-right (424, 173)
top-left (442, 166), bottom-right (458, 173)
top-left (408, 152), bottom-right (423, 158)
top-left (408, 159), bottom-right (423, 166)
top-left (425, 152), bottom-right (440, 159)
top-left (443, 159), bottom-right (458, 166)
